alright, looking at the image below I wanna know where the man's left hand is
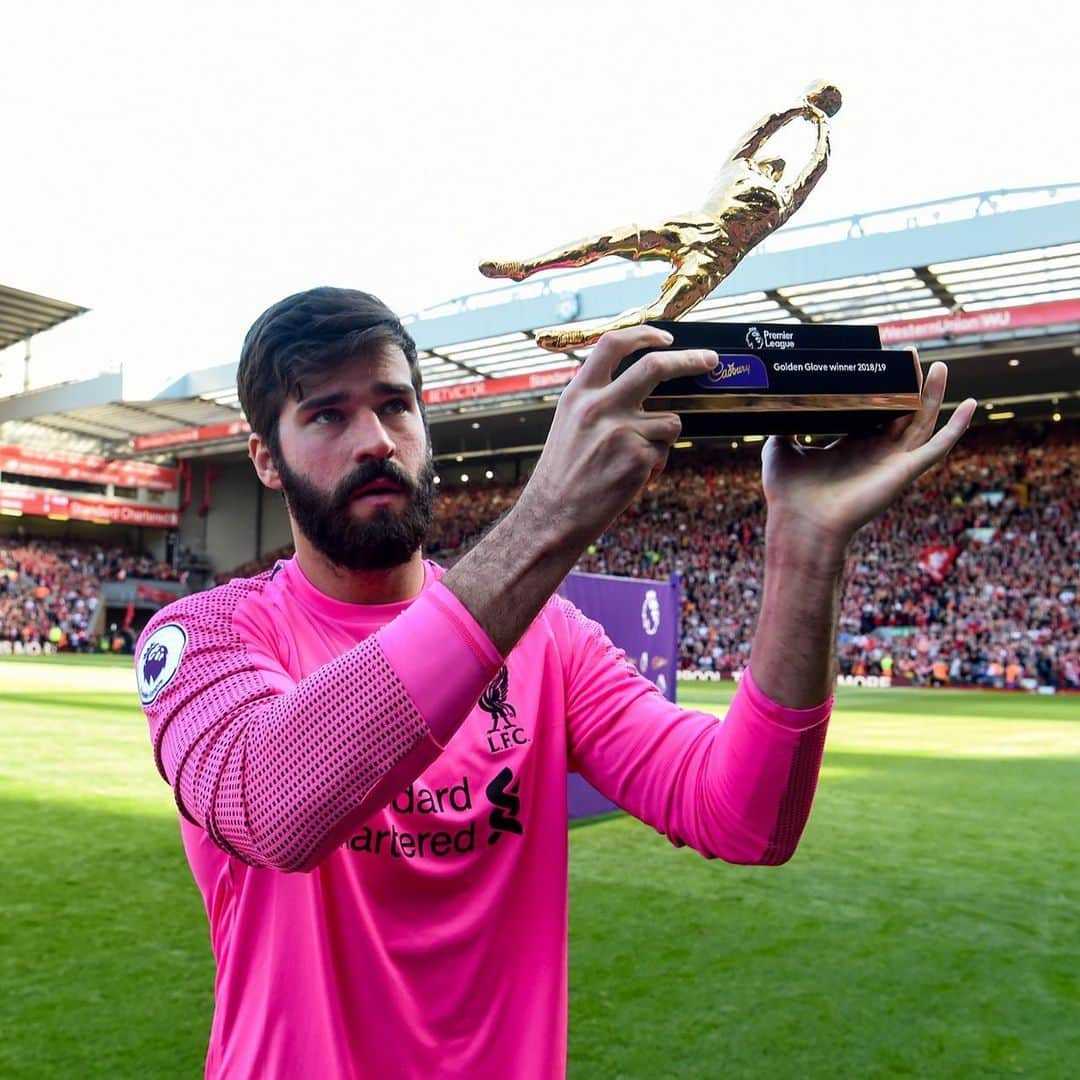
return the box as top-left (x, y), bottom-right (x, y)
top-left (760, 357), bottom-right (978, 568)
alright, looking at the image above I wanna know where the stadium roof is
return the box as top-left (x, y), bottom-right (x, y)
top-left (147, 186), bottom-right (1080, 406)
top-left (6, 185), bottom-right (1080, 459)
top-left (404, 185), bottom-right (1080, 387)
top-left (0, 372), bottom-right (244, 455)
top-left (0, 284), bottom-right (88, 351)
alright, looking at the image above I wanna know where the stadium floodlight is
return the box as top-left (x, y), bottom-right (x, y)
top-left (432, 332), bottom-right (528, 353)
top-left (960, 287), bottom-right (1080, 310)
top-left (945, 267), bottom-right (1080, 297)
top-left (686, 291), bottom-right (770, 312)
top-left (810, 297), bottom-right (942, 322)
top-left (472, 357), bottom-right (575, 380)
top-left (779, 269), bottom-right (915, 298)
top-left (839, 305), bottom-right (951, 325)
top-left (928, 241), bottom-right (1080, 275)
top-left (793, 279), bottom-right (928, 308)
top-left (798, 279), bottom-right (925, 304)
top-left (434, 337), bottom-right (536, 363)
top-left (424, 372), bottom-right (484, 389)
top-left (422, 366), bottom-right (478, 382)
top-left (468, 348), bottom-right (552, 370)
top-left (933, 252), bottom-right (1080, 286)
top-left (680, 299), bottom-right (787, 323)
top-left (800, 290), bottom-right (935, 317)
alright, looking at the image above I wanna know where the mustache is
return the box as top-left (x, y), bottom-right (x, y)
top-left (329, 458), bottom-right (419, 511)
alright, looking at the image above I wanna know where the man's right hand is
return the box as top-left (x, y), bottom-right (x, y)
top-left (518, 326), bottom-right (718, 551)
top-left (443, 326), bottom-right (717, 656)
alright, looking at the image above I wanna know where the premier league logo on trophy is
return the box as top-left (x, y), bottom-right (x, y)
top-left (480, 82), bottom-right (920, 435)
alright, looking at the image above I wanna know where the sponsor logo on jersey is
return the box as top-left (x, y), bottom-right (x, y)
top-left (342, 766), bottom-right (526, 858)
top-left (346, 776), bottom-right (478, 859)
top-left (485, 767), bottom-right (524, 845)
top-left (479, 666), bottom-right (529, 754)
top-left (136, 623), bottom-right (188, 705)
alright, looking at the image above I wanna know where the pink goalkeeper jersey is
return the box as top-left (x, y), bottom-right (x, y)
top-left (136, 557), bottom-right (831, 1080)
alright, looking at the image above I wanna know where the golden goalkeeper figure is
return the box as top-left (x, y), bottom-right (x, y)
top-left (480, 81), bottom-right (842, 351)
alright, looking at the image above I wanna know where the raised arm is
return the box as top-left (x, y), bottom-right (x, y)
top-left (785, 107), bottom-right (832, 216)
top-left (751, 361), bottom-right (977, 708)
top-left (727, 105), bottom-right (809, 162)
top-left (553, 369), bottom-right (975, 868)
top-left (444, 327), bottom-right (718, 653)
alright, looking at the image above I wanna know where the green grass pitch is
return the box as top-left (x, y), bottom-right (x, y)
top-left (2, 656), bottom-right (1078, 1078)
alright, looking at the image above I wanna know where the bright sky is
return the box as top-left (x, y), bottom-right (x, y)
top-left (2, 0), bottom-right (1078, 400)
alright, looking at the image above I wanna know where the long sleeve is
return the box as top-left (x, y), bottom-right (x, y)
top-left (557, 597), bottom-right (831, 864)
top-left (136, 575), bottom-right (502, 872)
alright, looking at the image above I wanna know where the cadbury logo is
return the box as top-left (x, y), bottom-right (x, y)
top-left (712, 360), bottom-right (752, 380)
top-left (693, 354), bottom-right (770, 391)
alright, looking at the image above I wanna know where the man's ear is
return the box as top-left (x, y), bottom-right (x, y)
top-left (249, 433), bottom-right (283, 491)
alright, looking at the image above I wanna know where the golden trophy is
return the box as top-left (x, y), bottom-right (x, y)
top-left (479, 82), bottom-right (921, 435)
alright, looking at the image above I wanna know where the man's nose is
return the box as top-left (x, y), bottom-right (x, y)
top-left (350, 412), bottom-right (396, 461)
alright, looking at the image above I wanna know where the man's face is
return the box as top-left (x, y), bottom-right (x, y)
top-left (267, 345), bottom-right (435, 571)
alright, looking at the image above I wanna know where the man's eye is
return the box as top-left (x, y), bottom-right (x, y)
top-left (381, 399), bottom-right (409, 415)
top-left (312, 409), bottom-right (344, 425)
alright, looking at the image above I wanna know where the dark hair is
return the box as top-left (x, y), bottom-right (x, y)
top-left (237, 286), bottom-right (424, 455)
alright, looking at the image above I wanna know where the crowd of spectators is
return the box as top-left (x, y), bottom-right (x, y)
top-left (20, 419), bottom-right (1073, 688)
top-left (97, 548), bottom-right (186, 583)
top-left (0, 535), bottom-right (184, 651)
top-left (223, 422), bottom-right (1075, 690)
top-left (427, 420), bottom-right (1078, 691)
top-left (1, 539), bottom-right (103, 650)
top-left (834, 425), bottom-right (1077, 690)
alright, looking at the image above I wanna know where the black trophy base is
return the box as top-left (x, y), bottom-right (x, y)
top-left (674, 407), bottom-right (915, 438)
top-left (617, 320), bottom-right (922, 437)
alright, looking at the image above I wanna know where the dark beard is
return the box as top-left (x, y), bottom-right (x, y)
top-left (276, 453), bottom-right (435, 571)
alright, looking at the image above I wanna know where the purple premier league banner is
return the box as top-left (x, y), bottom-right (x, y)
top-left (558, 571), bottom-right (681, 820)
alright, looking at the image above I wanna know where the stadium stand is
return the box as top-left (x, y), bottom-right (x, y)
top-left (4, 189), bottom-right (1078, 684)
top-left (0, 535), bottom-right (186, 651)
top-left (206, 419), bottom-right (1077, 691)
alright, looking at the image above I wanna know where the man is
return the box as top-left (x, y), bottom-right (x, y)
top-left (136, 286), bottom-right (975, 1078)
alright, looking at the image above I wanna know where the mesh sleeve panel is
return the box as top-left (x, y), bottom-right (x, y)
top-left (140, 576), bottom-right (437, 873)
top-left (553, 595), bottom-right (829, 865)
